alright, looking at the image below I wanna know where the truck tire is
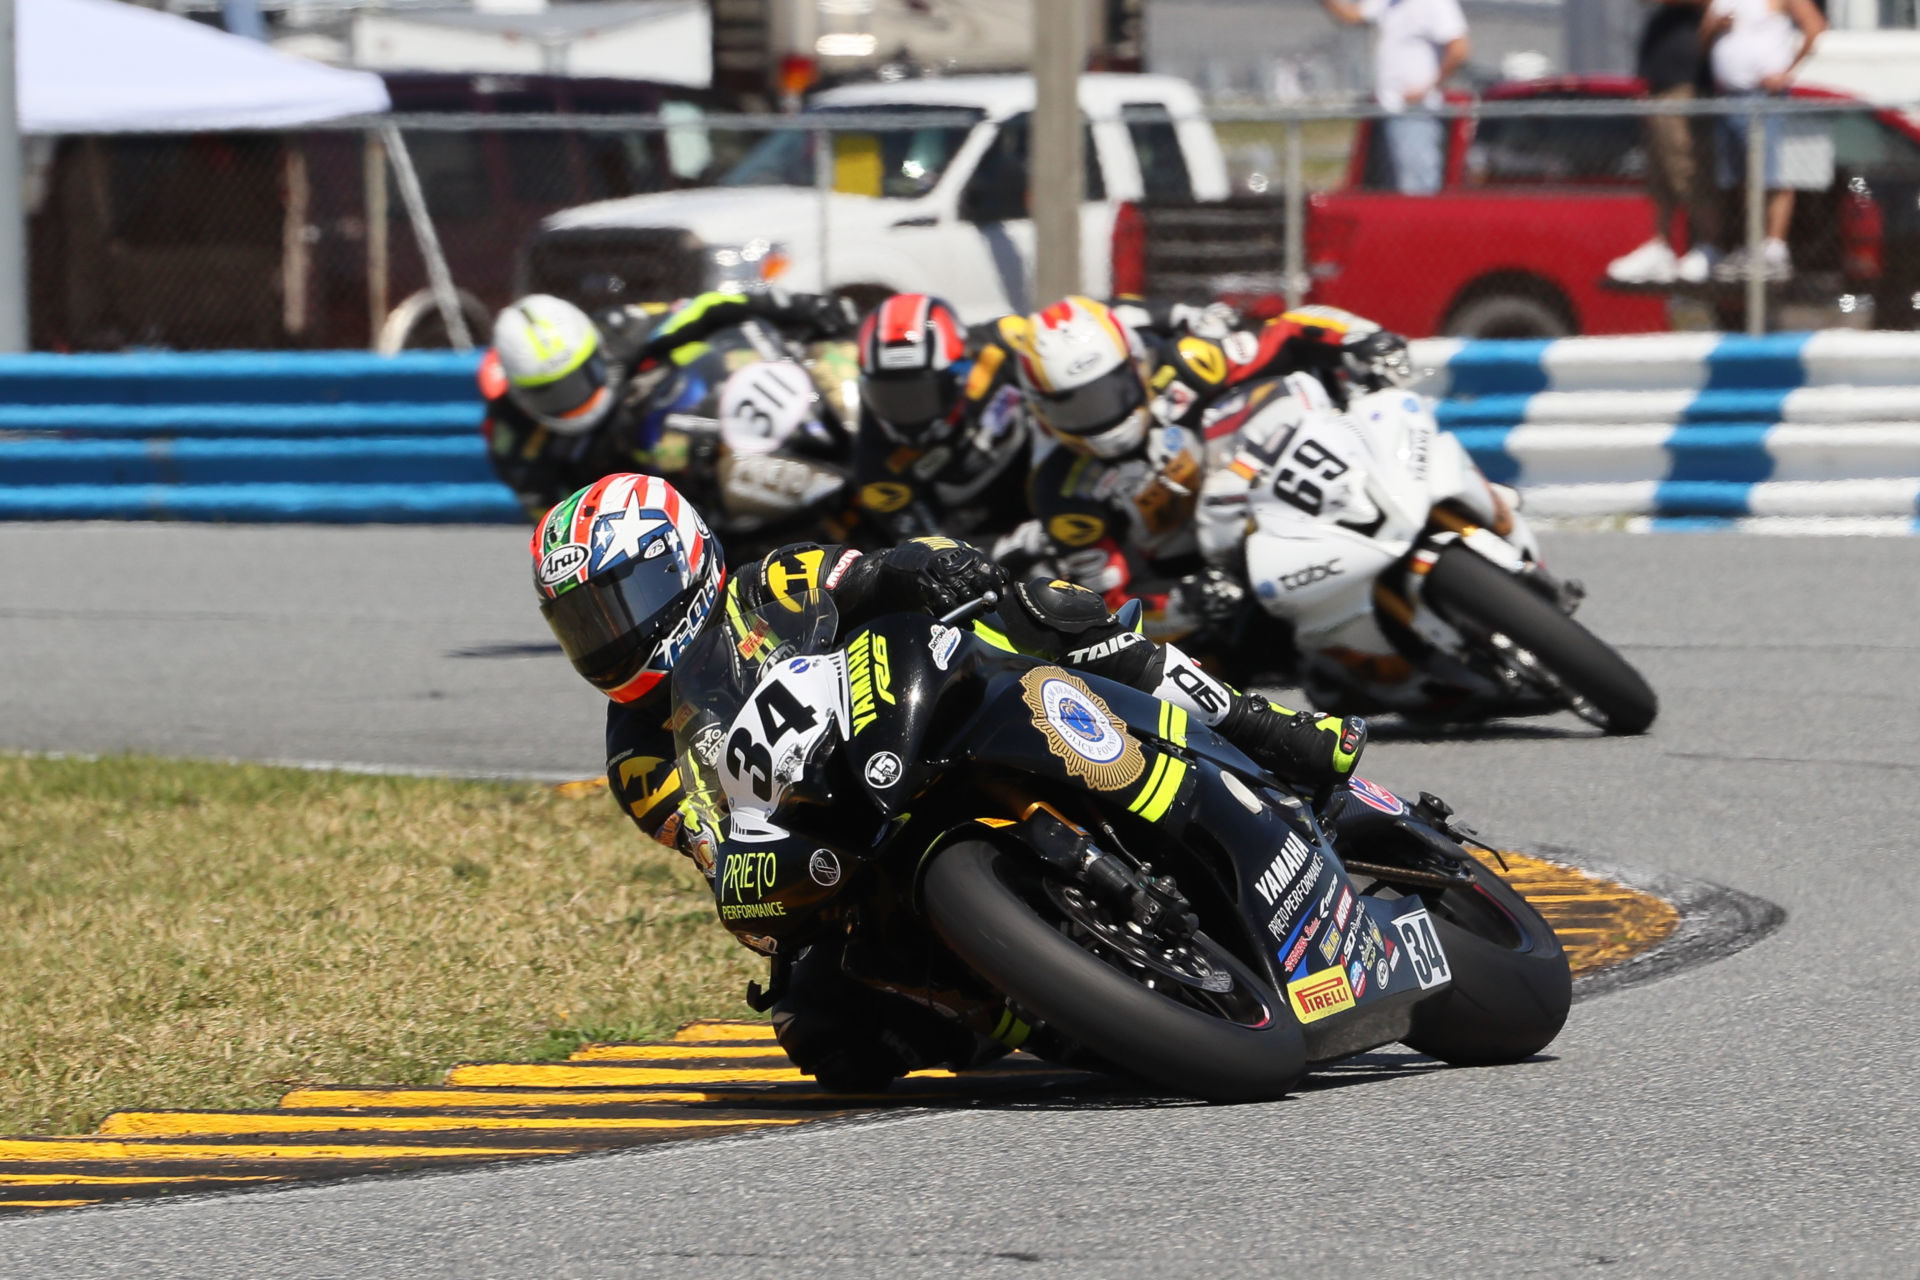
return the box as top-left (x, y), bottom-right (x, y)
top-left (1444, 293), bottom-right (1570, 340)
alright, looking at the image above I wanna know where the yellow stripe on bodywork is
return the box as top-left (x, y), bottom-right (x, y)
top-left (1127, 754), bottom-right (1187, 823)
top-left (970, 620), bottom-right (1017, 652)
top-left (1155, 702), bottom-right (1189, 747)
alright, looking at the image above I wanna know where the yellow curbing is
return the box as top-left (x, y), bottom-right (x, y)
top-left (0, 1140), bottom-right (576, 1162)
top-left (0, 852), bottom-right (1682, 1215)
top-left (97, 1113), bottom-right (804, 1138)
top-left (670, 1022), bottom-right (784, 1043)
top-left (1469, 850), bottom-right (1680, 976)
top-left (562, 1043), bottom-right (791, 1061)
top-left (446, 1063), bottom-right (811, 1087)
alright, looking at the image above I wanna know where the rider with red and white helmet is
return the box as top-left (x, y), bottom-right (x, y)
top-left (850, 292), bottom-right (1036, 543)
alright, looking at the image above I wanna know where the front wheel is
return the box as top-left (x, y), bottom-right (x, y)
top-left (1424, 542), bottom-right (1658, 734)
top-left (924, 842), bottom-right (1307, 1103)
top-left (1390, 854), bottom-right (1572, 1065)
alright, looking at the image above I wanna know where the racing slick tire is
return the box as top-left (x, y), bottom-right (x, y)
top-left (1398, 853), bottom-right (1572, 1066)
top-left (924, 841), bottom-right (1307, 1103)
top-left (1424, 542), bottom-right (1658, 735)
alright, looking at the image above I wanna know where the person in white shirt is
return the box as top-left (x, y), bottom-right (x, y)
top-left (1702, 0), bottom-right (1827, 281)
top-left (1320, 0), bottom-right (1471, 195)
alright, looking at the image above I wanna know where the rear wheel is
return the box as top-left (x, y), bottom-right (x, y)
top-left (1424, 542), bottom-right (1658, 735)
top-left (1387, 855), bottom-right (1571, 1065)
top-left (924, 841), bottom-right (1307, 1103)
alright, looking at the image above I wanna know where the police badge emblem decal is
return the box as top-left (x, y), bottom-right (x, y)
top-left (1018, 668), bottom-right (1147, 792)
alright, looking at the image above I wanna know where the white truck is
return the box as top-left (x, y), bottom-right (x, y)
top-left (519, 74), bottom-right (1229, 323)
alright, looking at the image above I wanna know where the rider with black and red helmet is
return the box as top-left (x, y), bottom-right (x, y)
top-left (849, 292), bottom-right (1035, 543)
top-left (532, 472), bottom-right (1367, 1085)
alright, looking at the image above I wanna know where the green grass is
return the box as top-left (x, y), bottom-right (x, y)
top-left (0, 754), bottom-right (762, 1135)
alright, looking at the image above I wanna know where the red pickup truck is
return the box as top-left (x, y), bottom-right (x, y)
top-left (1113, 76), bottom-right (1920, 337)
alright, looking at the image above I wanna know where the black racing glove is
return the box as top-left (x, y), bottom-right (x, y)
top-left (786, 292), bottom-right (859, 341)
top-left (878, 539), bottom-right (1008, 617)
top-left (1169, 568), bottom-right (1248, 630)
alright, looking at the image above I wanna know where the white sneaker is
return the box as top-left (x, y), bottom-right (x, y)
top-left (1675, 246), bottom-right (1720, 284)
top-left (1763, 237), bottom-right (1791, 281)
top-left (1606, 237), bottom-right (1679, 284)
top-left (1716, 240), bottom-right (1793, 284)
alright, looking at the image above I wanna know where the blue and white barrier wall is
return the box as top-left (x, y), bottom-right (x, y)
top-left (1409, 331), bottom-right (1920, 524)
top-left (1, 334), bottom-right (1916, 524)
top-left (0, 351), bottom-right (512, 523)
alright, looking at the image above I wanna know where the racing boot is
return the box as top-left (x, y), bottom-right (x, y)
top-left (769, 941), bottom-right (910, 1094)
top-left (1215, 693), bottom-right (1366, 799)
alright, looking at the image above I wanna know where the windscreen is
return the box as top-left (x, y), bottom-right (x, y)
top-left (717, 106), bottom-right (984, 197)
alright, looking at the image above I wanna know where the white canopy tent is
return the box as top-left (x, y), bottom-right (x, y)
top-left (18, 0), bottom-right (391, 134)
top-left (6, 0), bottom-right (479, 349)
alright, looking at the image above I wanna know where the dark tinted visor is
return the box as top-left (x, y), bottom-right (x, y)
top-left (512, 349), bottom-right (610, 424)
top-left (538, 549), bottom-right (692, 692)
top-left (860, 372), bottom-right (957, 438)
top-left (1034, 367), bottom-right (1145, 438)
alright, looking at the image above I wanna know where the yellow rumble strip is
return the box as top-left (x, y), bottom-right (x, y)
top-left (0, 852), bottom-right (1674, 1214)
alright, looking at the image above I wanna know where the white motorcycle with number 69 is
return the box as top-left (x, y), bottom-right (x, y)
top-left (1225, 379), bottom-right (1657, 734)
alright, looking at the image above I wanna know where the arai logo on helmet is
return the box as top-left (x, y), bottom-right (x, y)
top-left (539, 542), bottom-right (590, 586)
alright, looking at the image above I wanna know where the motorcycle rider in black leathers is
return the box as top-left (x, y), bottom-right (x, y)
top-left (532, 472), bottom-right (1367, 1087)
top-left (483, 290), bottom-right (857, 520)
top-left (852, 292), bottom-right (1244, 545)
top-left (849, 292), bottom-right (1034, 543)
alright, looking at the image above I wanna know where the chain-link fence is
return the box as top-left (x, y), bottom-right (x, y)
top-left (23, 91), bottom-right (1920, 352)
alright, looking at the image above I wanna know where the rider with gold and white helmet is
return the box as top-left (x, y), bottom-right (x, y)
top-left (1001, 298), bottom-right (1410, 644)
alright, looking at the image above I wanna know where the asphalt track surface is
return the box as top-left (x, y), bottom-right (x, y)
top-left (2, 526), bottom-right (1917, 1277)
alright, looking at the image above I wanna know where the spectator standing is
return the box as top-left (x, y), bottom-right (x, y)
top-left (1607, 1), bottom-right (1724, 285)
top-left (1320, 0), bottom-right (1472, 195)
top-left (1703, 0), bottom-right (1828, 280)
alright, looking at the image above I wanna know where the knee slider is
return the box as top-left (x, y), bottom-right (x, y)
top-left (1012, 577), bottom-right (1113, 635)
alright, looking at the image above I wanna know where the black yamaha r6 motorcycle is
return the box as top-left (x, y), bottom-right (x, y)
top-left (671, 591), bottom-right (1572, 1102)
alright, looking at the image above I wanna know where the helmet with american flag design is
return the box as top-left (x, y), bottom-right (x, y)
top-left (532, 473), bottom-right (725, 704)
